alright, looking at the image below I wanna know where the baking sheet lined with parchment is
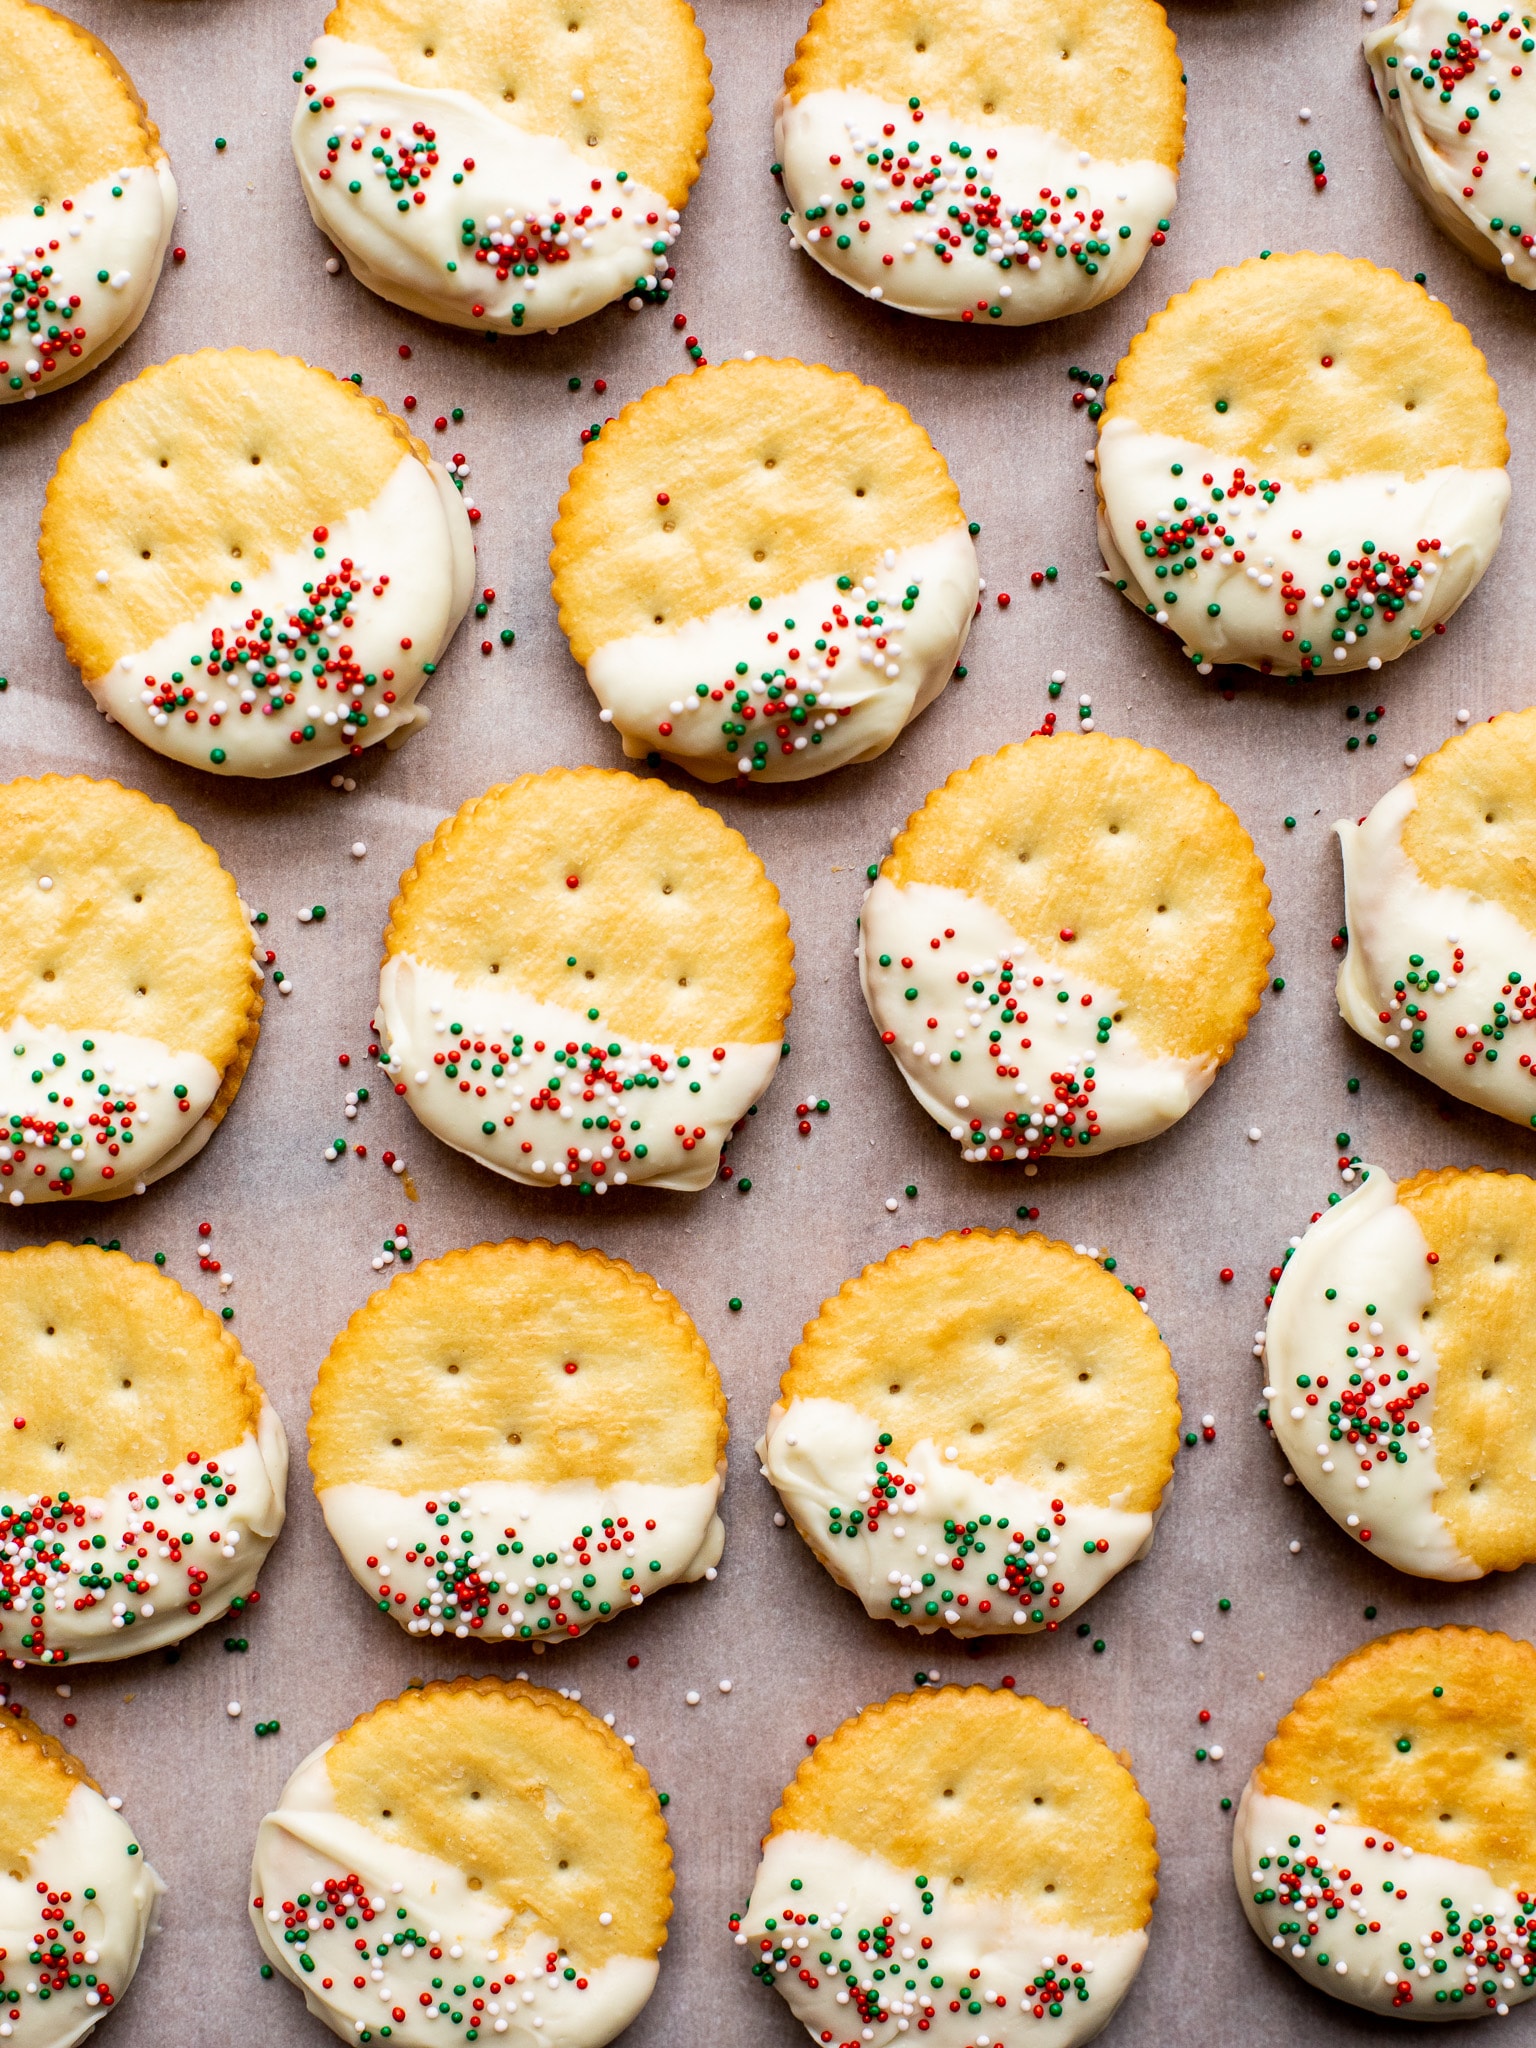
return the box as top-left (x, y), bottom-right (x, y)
top-left (3, 0), bottom-right (1536, 2040)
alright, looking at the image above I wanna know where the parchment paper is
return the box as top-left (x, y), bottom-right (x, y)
top-left (4, 0), bottom-right (1536, 2039)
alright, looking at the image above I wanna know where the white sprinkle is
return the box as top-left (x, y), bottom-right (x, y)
top-left (1456, 708), bottom-right (1470, 723)
top-left (719, 1679), bottom-right (733, 1693)
top-left (1050, 669), bottom-right (1066, 684)
top-left (1288, 1540), bottom-right (1302, 1554)
top-left (325, 255), bottom-right (341, 274)
top-left (95, 569), bottom-right (110, 586)
top-left (36, 876), bottom-right (51, 892)
top-left (1247, 1126), bottom-right (1262, 1142)
top-left (351, 841), bottom-right (367, 859)
top-left (1191, 1630), bottom-right (1205, 1644)
top-left (1404, 754), bottom-right (1418, 768)
top-left (571, 86), bottom-right (584, 102)
top-left (227, 1701), bottom-right (242, 1717)
top-left (885, 1197), bottom-right (899, 1212)
top-left (685, 1691), bottom-right (700, 1706)
top-left (772, 1510), bottom-right (785, 1527)
top-left (1299, 106), bottom-right (1313, 120)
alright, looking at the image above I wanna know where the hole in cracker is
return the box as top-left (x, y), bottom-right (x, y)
top-left (654, 614), bottom-right (664, 624)
top-left (994, 1333), bottom-right (1006, 1345)
top-left (250, 454), bottom-right (261, 465)
top-left (915, 38), bottom-right (926, 49)
top-left (159, 458), bottom-right (169, 469)
top-left (503, 87), bottom-right (516, 100)
top-left (391, 1436), bottom-right (403, 1446)
top-left (1495, 1253), bottom-right (1504, 1262)
top-left (753, 549), bottom-right (766, 562)
top-left (135, 984), bottom-right (146, 996)
top-left (983, 101), bottom-right (995, 114)
top-left (44, 1326), bottom-right (54, 1336)
top-left (467, 1875), bottom-right (482, 1889)
top-left (490, 962), bottom-right (499, 973)
top-left (889, 1382), bottom-right (901, 1394)
top-left (764, 457), bottom-right (776, 469)
top-left (1078, 1371), bottom-right (1090, 1382)
top-left (41, 970), bottom-right (54, 983)
top-left (585, 969), bottom-right (595, 980)
top-left (231, 546), bottom-right (242, 559)
top-left (1405, 400), bottom-right (1416, 412)
top-left (446, 1363), bottom-right (460, 1374)
top-left (1034, 1794), bottom-right (1044, 1805)
top-left (1108, 823), bottom-right (1119, 834)
top-left (470, 1789), bottom-right (481, 1799)
top-left (942, 1787), bottom-right (954, 1797)
top-left (1509, 1752), bottom-right (1518, 1760)
top-left (677, 975), bottom-right (688, 987)
top-left (423, 43), bottom-right (434, 54)
top-left (855, 487), bottom-right (866, 499)
top-left (969, 1421), bottom-right (984, 1434)
top-left (133, 892), bottom-right (142, 903)
top-left (1297, 443), bottom-right (1312, 458)
top-left (507, 1431), bottom-right (522, 1444)
top-left (381, 1809), bottom-right (392, 1818)
top-left (1156, 904), bottom-right (1167, 914)
top-left (558, 1858), bottom-right (569, 1868)
top-left (1054, 1459), bottom-right (1066, 1471)
top-left (1487, 812), bottom-right (1496, 824)
top-left (140, 550), bottom-right (151, 560)
top-left (662, 883), bottom-right (673, 896)
top-left (122, 1378), bottom-right (131, 1388)
top-left (662, 519), bottom-right (675, 532)
top-left (1441, 1812), bottom-right (1453, 1822)
top-left (54, 1440), bottom-right (63, 1452)
top-left (1043, 1882), bottom-right (1055, 1893)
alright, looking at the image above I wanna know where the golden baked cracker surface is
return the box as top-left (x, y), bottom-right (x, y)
top-left (310, 1238), bottom-right (726, 1491)
top-left (1398, 1168), bottom-right (1536, 1572)
top-left (0, 1712), bottom-right (98, 1879)
top-left (0, 0), bottom-right (162, 217)
top-left (0, 776), bottom-right (261, 1078)
top-left (41, 349), bottom-right (423, 683)
top-left (782, 1229), bottom-right (1178, 1511)
top-left (384, 767), bottom-right (794, 1045)
top-left (324, 0), bottom-right (711, 206)
top-left (1401, 706), bottom-right (1536, 929)
top-left (551, 359), bottom-right (964, 664)
top-left (787, 0), bottom-right (1183, 169)
top-left (1259, 1627), bottom-right (1536, 1889)
top-left (770, 1684), bottom-right (1157, 1935)
top-left (885, 733), bottom-right (1272, 1065)
top-left (1102, 253), bottom-right (1508, 481)
top-left (326, 1676), bottom-right (671, 1965)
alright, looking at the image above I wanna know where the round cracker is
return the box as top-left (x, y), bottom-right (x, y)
top-left (40, 348), bottom-right (429, 688)
top-left (322, 0), bottom-right (711, 208)
top-left (1100, 252), bottom-right (1507, 481)
top-left (1400, 705), bottom-right (1536, 925)
top-left (783, 1229), bottom-right (1177, 1511)
top-left (770, 1685), bottom-right (1157, 1936)
top-left (310, 1237), bottom-right (725, 1491)
top-left (324, 1675), bottom-right (671, 1968)
top-left (551, 359), bottom-right (965, 666)
top-left (0, 775), bottom-right (260, 1080)
top-left (0, 0), bottom-right (163, 218)
top-left (1259, 1627), bottom-right (1536, 1890)
top-left (0, 1242), bottom-right (263, 1498)
top-left (0, 1709), bottom-right (97, 1879)
top-left (1396, 1167), bottom-right (1536, 1572)
top-left (383, 766), bottom-right (793, 1045)
top-left (883, 733), bottom-right (1272, 1066)
top-left (785, 0), bottom-right (1183, 169)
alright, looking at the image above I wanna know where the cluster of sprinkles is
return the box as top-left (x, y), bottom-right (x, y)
top-left (1369, 944), bottom-right (1536, 1104)
top-left (360, 1493), bottom-right (675, 1640)
top-left (255, 1873), bottom-right (600, 2039)
top-left (296, 52), bottom-right (678, 327)
top-left (0, 1450), bottom-right (252, 1664)
top-left (2, 1035), bottom-right (186, 1201)
top-left (1247, 1803), bottom-right (1536, 2010)
top-left (1, 177), bottom-right (144, 394)
top-left (779, 97), bottom-right (1169, 322)
top-left (820, 1429), bottom-right (1112, 1630)
top-left (618, 559), bottom-right (928, 773)
top-left (735, 1877), bottom-right (1099, 2028)
top-left (2, 1872), bottom-right (127, 2028)
top-left (1120, 456), bottom-right (1444, 674)
top-left (1067, 365), bottom-right (1107, 418)
top-left (122, 538), bottom-right (420, 767)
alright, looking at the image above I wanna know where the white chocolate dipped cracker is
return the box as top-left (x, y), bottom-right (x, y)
top-left (292, 0), bottom-right (711, 336)
top-left (251, 1677), bottom-right (670, 2047)
top-left (1338, 708), bottom-right (1536, 1127)
top-left (0, 0), bottom-right (177, 405)
top-left (551, 358), bottom-right (977, 784)
top-left (1265, 1164), bottom-right (1536, 1582)
top-left (859, 733), bottom-right (1272, 1165)
top-left (738, 1685), bottom-right (1157, 2045)
top-left (1236, 1627), bottom-right (1536, 2018)
top-left (1096, 252), bottom-right (1509, 678)
top-left (309, 1238), bottom-right (726, 1646)
top-left (777, 0), bottom-right (1182, 327)
top-left (378, 767), bottom-right (793, 1196)
top-left (762, 1229), bottom-right (1178, 1637)
top-left (0, 777), bottom-right (262, 1207)
top-left (40, 350), bottom-right (474, 780)
top-left (1367, 1), bottom-right (1536, 290)
top-left (0, 1713), bottom-right (163, 2047)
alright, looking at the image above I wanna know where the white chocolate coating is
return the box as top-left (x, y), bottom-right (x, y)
top-left (759, 1395), bottom-right (1154, 1635)
top-left (0, 1020), bottom-right (222, 1206)
top-left (0, 161), bottom-right (177, 405)
top-left (0, 1400), bottom-right (289, 1667)
top-left (251, 1739), bottom-right (657, 2047)
top-left (739, 1827), bottom-right (1146, 2045)
top-left (1096, 418), bottom-right (1508, 677)
top-left (1337, 770), bottom-right (1536, 1127)
top-left (1262, 1166), bottom-right (1478, 1581)
top-left (775, 89), bottom-right (1175, 325)
top-left (1234, 1777), bottom-right (1536, 2018)
top-left (0, 1780), bottom-right (162, 2048)
top-left (377, 954), bottom-right (781, 1194)
top-left (584, 526), bottom-right (977, 784)
top-left (1367, 1), bottom-right (1536, 291)
top-left (87, 454), bottom-right (475, 778)
top-left (858, 876), bottom-right (1214, 1162)
top-left (293, 37), bottom-right (679, 335)
top-left (320, 1475), bottom-right (722, 1644)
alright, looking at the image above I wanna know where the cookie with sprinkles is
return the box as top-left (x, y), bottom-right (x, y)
top-left (39, 349), bottom-right (475, 778)
top-left (0, 1242), bottom-right (287, 1664)
top-left (0, 0), bottom-right (177, 405)
top-left (550, 357), bottom-right (978, 783)
top-left (762, 1229), bottom-right (1178, 1637)
top-left (1367, 2), bottom-right (1536, 290)
top-left (0, 1708), bottom-right (163, 2045)
top-left (251, 1675), bottom-right (671, 2046)
top-left (377, 766), bottom-right (793, 1193)
top-left (1337, 708), bottom-right (1536, 1128)
top-left (292, 0), bottom-right (711, 335)
top-left (0, 776), bottom-right (263, 1207)
top-left (736, 1683), bottom-right (1158, 2042)
top-left (777, 0), bottom-right (1182, 326)
top-left (859, 732), bottom-right (1272, 1165)
top-left (1235, 1626), bottom-right (1536, 2017)
top-left (1096, 252), bottom-right (1509, 677)
top-left (310, 1237), bottom-right (726, 1646)
top-left (1264, 1164), bottom-right (1536, 1582)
